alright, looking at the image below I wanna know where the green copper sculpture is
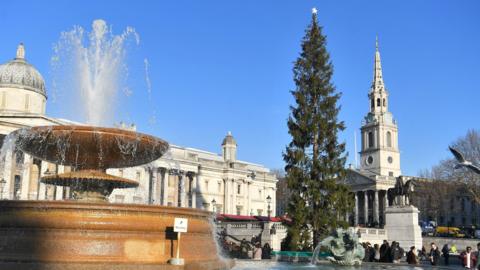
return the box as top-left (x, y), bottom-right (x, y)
top-left (312, 228), bottom-right (364, 266)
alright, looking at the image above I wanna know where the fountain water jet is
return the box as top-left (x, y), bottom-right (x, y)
top-left (51, 19), bottom-right (140, 126)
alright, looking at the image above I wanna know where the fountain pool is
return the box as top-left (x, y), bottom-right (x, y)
top-left (232, 260), bottom-right (452, 270)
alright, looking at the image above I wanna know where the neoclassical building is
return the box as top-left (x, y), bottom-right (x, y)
top-left (345, 39), bottom-right (402, 227)
top-left (0, 44), bottom-right (278, 216)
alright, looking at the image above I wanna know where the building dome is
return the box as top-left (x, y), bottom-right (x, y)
top-left (0, 44), bottom-right (46, 97)
top-left (222, 131), bottom-right (237, 146)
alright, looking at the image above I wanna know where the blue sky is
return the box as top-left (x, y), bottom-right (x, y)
top-left (0, 1), bottom-right (479, 176)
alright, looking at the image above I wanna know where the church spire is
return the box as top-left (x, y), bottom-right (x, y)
top-left (372, 36), bottom-right (385, 93)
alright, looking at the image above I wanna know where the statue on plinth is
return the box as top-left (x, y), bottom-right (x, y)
top-left (387, 177), bottom-right (416, 207)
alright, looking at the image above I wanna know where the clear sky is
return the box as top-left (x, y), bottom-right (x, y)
top-left (0, 1), bottom-right (479, 176)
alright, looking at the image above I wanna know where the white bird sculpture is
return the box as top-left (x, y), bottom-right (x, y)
top-left (449, 146), bottom-right (480, 174)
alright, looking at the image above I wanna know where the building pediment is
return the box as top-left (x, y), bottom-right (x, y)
top-left (345, 169), bottom-right (377, 191)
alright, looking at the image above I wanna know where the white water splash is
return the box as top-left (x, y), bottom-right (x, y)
top-left (144, 58), bottom-right (152, 96)
top-left (51, 19), bottom-right (140, 126)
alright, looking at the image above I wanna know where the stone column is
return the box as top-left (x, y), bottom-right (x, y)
top-left (192, 171), bottom-right (198, 209)
top-left (223, 178), bottom-right (229, 213)
top-left (162, 168), bottom-right (169, 206)
top-left (179, 172), bottom-right (186, 207)
top-left (383, 190), bottom-right (388, 225)
top-left (2, 150), bottom-right (13, 200)
top-left (55, 165), bottom-right (65, 200)
top-left (247, 182), bottom-right (251, 216)
top-left (354, 192), bottom-right (359, 226)
top-left (150, 168), bottom-right (157, 205)
top-left (20, 153), bottom-right (32, 200)
top-left (374, 190), bottom-right (379, 225)
top-left (232, 179), bottom-right (237, 214)
top-left (364, 191), bottom-right (368, 225)
top-left (38, 161), bottom-right (48, 200)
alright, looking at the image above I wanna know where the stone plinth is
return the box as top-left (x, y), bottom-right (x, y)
top-left (384, 205), bottom-right (423, 249)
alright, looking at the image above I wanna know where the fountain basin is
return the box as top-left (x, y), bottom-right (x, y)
top-left (0, 200), bottom-right (231, 270)
top-left (13, 125), bottom-right (169, 169)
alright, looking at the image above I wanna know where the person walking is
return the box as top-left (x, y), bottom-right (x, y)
top-left (429, 243), bottom-right (441, 266)
top-left (391, 242), bottom-right (404, 263)
top-left (373, 244), bottom-right (381, 262)
top-left (475, 242), bottom-right (480, 269)
top-left (407, 246), bottom-right (419, 265)
top-left (380, 240), bottom-right (390, 262)
top-left (442, 244), bottom-right (450, 265)
top-left (419, 246), bottom-right (427, 261)
top-left (460, 246), bottom-right (477, 269)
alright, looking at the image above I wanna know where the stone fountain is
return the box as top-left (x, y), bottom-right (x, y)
top-left (0, 125), bottom-right (230, 270)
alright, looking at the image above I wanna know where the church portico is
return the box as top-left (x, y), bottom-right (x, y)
top-left (352, 187), bottom-right (389, 227)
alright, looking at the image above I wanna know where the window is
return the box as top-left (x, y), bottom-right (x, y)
top-left (383, 98), bottom-right (386, 107)
top-left (1, 92), bottom-right (5, 108)
top-left (218, 182), bottom-right (222, 193)
top-left (136, 171), bottom-right (141, 181)
top-left (202, 202), bottom-right (210, 210)
top-left (237, 184), bottom-right (241, 194)
top-left (257, 209), bottom-right (263, 216)
top-left (386, 131), bottom-right (392, 147)
top-left (24, 94), bottom-right (30, 111)
top-left (377, 98), bottom-right (381, 107)
top-left (389, 172), bottom-right (394, 176)
top-left (15, 151), bottom-right (24, 165)
top-left (133, 196), bottom-right (143, 204)
top-left (450, 217), bottom-right (455, 226)
top-left (115, 195), bottom-right (125, 203)
top-left (368, 132), bottom-right (374, 148)
top-left (371, 99), bottom-right (374, 109)
top-left (14, 175), bottom-right (21, 200)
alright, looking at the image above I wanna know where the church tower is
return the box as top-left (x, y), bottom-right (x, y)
top-left (359, 38), bottom-right (401, 177)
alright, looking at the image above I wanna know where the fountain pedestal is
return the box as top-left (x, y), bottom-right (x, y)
top-left (384, 205), bottom-right (423, 249)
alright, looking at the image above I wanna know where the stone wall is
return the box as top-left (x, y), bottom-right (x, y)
top-left (423, 236), bottom-right (480, 251)
top-left (217, 221), bottom-right (287, 251)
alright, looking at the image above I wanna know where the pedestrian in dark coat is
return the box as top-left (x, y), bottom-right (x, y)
top-left (429, 243), bottom-right (441, 266)
top-left (407, 246), bottom-right (419, 265)
top-left (362, 243), bottom-right (371, 262)
top-left (441, 244), bottom-right (450, 265)
top-left (391, 242), bottom-right (404, 263)
top-left (379, 240), bottom-right (390, 262)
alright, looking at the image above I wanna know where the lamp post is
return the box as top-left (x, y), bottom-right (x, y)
top-left (266, 195), bottom-right (272, 220)
top-left (211, 199), bottom-right (216, 213)
top-left (0, 178), bottom-right (6, 200)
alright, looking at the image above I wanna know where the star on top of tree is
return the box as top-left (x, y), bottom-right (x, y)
top-left (312, 7), bottom-right (318, 14)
